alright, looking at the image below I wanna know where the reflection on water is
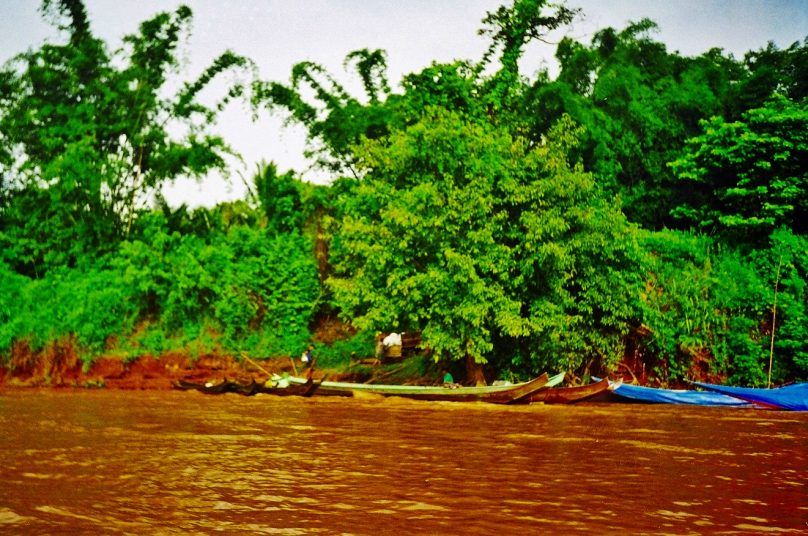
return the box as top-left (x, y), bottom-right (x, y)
top-left (0, 390), bottom-right (806, 534)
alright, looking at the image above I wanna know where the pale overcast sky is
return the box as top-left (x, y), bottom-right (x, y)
top-left (2, 1), bottom-right (806, 207)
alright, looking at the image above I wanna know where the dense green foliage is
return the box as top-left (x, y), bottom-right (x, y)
top-left (329, 109), bottom-right (640, 376)
top-left (0, 259), bottom-right (137, 363)
top-left (637, 228), bottom-right (807, 385)
top-left (1, 205), bottom-right (320, 364)
top-left (0, 0), bottom-right (250, 276)
top-left (1, 0), bottom-right (806, 385)
top-left (670, 96), bottom-right (808, 243)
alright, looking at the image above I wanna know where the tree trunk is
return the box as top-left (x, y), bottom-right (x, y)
top-left (465, 354), bottom-right (487, 386)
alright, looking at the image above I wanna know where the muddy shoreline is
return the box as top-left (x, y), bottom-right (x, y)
top-left (0, 349), bottom-right (301, 391)
top-left (0, 337), bottom-right (726, 391)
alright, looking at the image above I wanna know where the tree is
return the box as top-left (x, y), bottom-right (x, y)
top-left (0, 0), bottom-right (251, 275)
top-left (729, 38), bottom-right (808, 118)
top-left (251, 48), bottom-right (395, 175)
top-left (670, 95), bottom-right (808, 244)
top-left (522, 20), bottom-right (740, 228)
top-left (250, 0), bottom-right (581, 175)
top-left (248, 0), bottom-right (643, 378)
top-left (249, 163), bottom-right (305, 235)
top-left (328, 109), bottom-right (640, 378)
top-left (477, 0), bottom-right (579, 111)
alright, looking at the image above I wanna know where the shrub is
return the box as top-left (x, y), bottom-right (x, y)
top-left (0, 260), bottom-right (138, 365)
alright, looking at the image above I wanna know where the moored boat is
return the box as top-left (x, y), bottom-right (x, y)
top-left (287, 372), bottom-right (556, 404)
top-left (527, 376), bottom-right (609, 404)
top-left (173, 377), bottom-right (319, 397)
top-left (599, 378), bottom-right (754, 407)
top-left (173, 378), bottom-right (232, 395)
top-left (693, 381), bottom-right (808, 411)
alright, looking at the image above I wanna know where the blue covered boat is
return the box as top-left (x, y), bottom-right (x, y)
top-left (693, 381), bottom-right (808, 411)
top-left (598, 379), bottom-right (754, 407)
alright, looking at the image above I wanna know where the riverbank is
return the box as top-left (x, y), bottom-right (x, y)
top-left (0, 340), bottom-right (441, 390)
top-left (0, 350), bottom-right (268, 390)
top-left (0, 332), bottom-right (731, 391)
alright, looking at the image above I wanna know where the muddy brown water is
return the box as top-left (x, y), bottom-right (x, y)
top-left (0, 389), bottom-right (805, 535)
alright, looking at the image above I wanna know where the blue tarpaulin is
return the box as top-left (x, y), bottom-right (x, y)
top-left (694, 382), bottom-right (808, 411)
top-left (595, 378), bottom-right (753, 406)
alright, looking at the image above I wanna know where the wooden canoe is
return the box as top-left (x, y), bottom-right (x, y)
top-left (173, 378), bottom-right (234, 395)
top-left (527, 377), bottom-right (609, 404)
top-left (173, 377), bottom-right (319, 397)
top-left (286, 372), bottom-right (555, 404)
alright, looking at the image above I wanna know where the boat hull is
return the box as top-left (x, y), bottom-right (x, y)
top-left (173, 378), bottom-right (252, 395)
top-left (528, 377), bottom-right (609, 404)
top-left (174, 378), bottom-right (319, 397)
top-left (288, 373), bottom-right (554, 404)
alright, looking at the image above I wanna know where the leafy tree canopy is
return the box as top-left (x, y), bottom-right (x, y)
top-left (328, 105), bottom-right (640, 373)
top-left (670, 95), bottom-right (808, 244)
top-left (0, 0), bottom-right (251, 276)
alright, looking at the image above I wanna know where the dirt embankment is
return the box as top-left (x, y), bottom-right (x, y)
top-left (0, 340), bottom-right (300, 390)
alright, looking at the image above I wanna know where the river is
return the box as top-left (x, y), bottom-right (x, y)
top-left (0, 389), bottom-right (805, 534)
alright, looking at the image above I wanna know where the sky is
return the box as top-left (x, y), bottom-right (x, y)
top-left (2, 0), bottom-right (807, 207)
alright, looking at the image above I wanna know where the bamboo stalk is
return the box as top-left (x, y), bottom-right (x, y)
top-left (364, 364), bottom-right (407, 384)
top-left (240, 352), bottom-right (272, 376)
top-left (768, 259), bottom-right (782, 389)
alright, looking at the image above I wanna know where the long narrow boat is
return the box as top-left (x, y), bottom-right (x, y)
top-left (173, 378), bottom-right (260, 395)
top-left (527, 377), bottom-right (609, 404)
top-left (598, 378), bottom-right (754, 407)
top-left (173, 377), bottom-right (319, 397)
top-left (693, 381), bottom-right (808, 411)
top-left (287, 372), bottom-right (557, 404)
